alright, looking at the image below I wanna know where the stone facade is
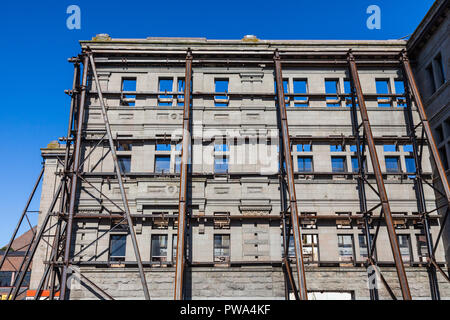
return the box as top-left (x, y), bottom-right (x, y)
top-left (29, 34), bottom-right (450, 300)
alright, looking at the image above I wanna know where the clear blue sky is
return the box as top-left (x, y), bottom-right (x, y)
top-left (0, 0), bottom-right (435, 245)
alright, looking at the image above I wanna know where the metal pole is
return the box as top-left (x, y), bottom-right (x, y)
top-left (347, 51), bottom-right (411, 300)
top-left (402, 66), bottom-right (440, 299)
top-left (60, 54), bottom-right (90, 300)
top-left (348, 73), bottom-right (379, 300)
top-left (49, 58), bottom-right (81, 300)
top-left (11, 182), bottom-right (63, 299)
top-left (0, 166), bottom-right (44, 270)
top-left (88, 50), bottom-right (150, 300)
top-left (273, 50), bottom-right (308, 300)
top-left (400, 51), bottom-right (450, 206)
top-left (174, 50), bottom-right (193, 300)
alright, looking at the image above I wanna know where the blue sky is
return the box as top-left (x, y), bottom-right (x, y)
top-left (0, 0), bottom-right (435, 245)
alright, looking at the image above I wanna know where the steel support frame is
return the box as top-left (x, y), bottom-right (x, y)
top-left (4, 47), bottom-right (450, 300)
top-left (347, 69), bottom-right (379, 300)
top-left (174, 50), bottom-right (193, 300)
top-left (347, 51), bottom-right (412, 300)
top-left (400, 51), bottom-right (450, 298)
top-left (274, 50), bottom-right (308, 300)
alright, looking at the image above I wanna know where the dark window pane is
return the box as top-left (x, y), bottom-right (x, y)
top-left (385, 156), bottom-right (400, 172)
top-left (122, 78), bottom-right (136, 91)
top-left (330, 145), bottom-right (343, 152)
top-left (395, 80), bottom-right (406, 107)
top-left (298, 156), bottom-right (313, 172)
top-left (110, 235), bottom-right (126, 261)
top-left (0, 271), bottom-right (13, 287)
top-left (403, 145), bottom-right (413, 152)
top-left (155, 156), bottom-right (171, 173)
top-left (151, 235), bottom-right (168, 261)
top-left (118, 156), bottom-right (131, 173)
top-left (332, 157), bottom-right (346, 172)
top-left (297, 144), bottom-right (312, 152)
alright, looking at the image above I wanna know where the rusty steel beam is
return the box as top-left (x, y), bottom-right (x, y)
top-left (400, 51), bottom-right (450, 207)
top-left (347, 51), bottom-right (411, 300)
top-left (60, 54), bottom-right (90, 300)
top-left (274, 50), bottom-right (308, 300)
top-left (174, 50), bottom-right (193, 300)
top-left (0, 166), bottom-right (43, 271)
top-left (87, 50), bottom-right (150, 300)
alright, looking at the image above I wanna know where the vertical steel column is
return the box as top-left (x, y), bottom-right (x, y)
top-left (174, 50), bottom-right (193, 300)
top-left (348, 74), bottom-right (379, 300)
top-left (49, 58), bottom-right (81, 299)
top-left (401, 52), bottom-right (445, 299)
top-left (88, 51), bottom-right (150, 300)
top-left (400, 51), bottom-right (450, 205)
top-left (273, 50), bottom-right (308, 300)
top-left (347, 52), bottom-right (411, 300)
top-left (60, 54), bottom-right (90, 300)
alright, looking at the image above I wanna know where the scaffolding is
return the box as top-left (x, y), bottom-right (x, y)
top-left (1, 44), bottom-right (449, 300)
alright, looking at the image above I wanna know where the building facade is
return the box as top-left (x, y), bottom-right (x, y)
top-left (28, 33), bottom-right (449, 299)
top-left (407, 0), bottom-right (449, 263)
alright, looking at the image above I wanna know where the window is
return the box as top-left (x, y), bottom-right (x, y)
top-left (298, 156), bottom-right (313, 172)
top-left (385, 156), bottom-right (400, 173)
top-left (117, 142), bottom-right (132, 151)
top-left (214, 234), bottom-right (230, 262)
top-left (177, 78), bottom-right (185, 106)
top-left (158, 78), bottom-right (173, 106)
top-left (394, 80), bottom-right (406, 107)
top-left (155, 155), bottom-right (170, 173)
top-left (302, 234), bottom-right (319, 262)
top-left (439, 146), bottom-right (449, 170)
top-left (330, 145), bottom-right (343, 152)
top-left (416, 234), bottom-right (430, 263)
top-left (435, 125), bottom-right (444, 143)
top-left (376, 79), bottom-right (391, 107)
top-left (405, 157), bottom-right (416, 173)
top-left (397, 235), bottom-right (411, 263)
top-left (214, 157), bottom-right (228, 173)
top-left (0, 271), bottom-right (13, 287)
top-left (121, 78), bottom-right (136, 106)
top-left (118, 156), bottom-right (131, 173)
top-left (325, 79), bottom-right (340, 107)
top-left (297, 144), bottom-right (312, 152)
top-left (403, 145), bottom-right (413, 152)
top-left (214, 143), bottom-right (229, 152)
top-left (283, 79), bottom-right (289, 104)
top-left (214, 79), bottom-right (229, 107)
top-left (175, 155), bottom-right (181, 174)
top-left (350, 145), bottom-right (363, 153)
top-left (172, 234), bottom-right (178, 261)
top-left (343, 79), bottom-right (354, 107)
top-left (110, 234), bottom-right (126, 262)
top-left (426, 64), bottom-right (436, 94)
top-left (383, 144), bottom-right (397, 152)
top-left (358, 234), bottom-right (375, 258)
top-left (351, 157), bottom-right (359, 172)
top-left (293, 79), bottom-right (308, 107)
top-left (433, 53), bottom-right (445, 88)
top-left (331, 156), bottom-right (346, 173)
top-left (156, 143), bottom-right (171, 151)
top-left (151, 235), bottom-right (168, 262)
top-left (338, 235), bottom-right (354, 263)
